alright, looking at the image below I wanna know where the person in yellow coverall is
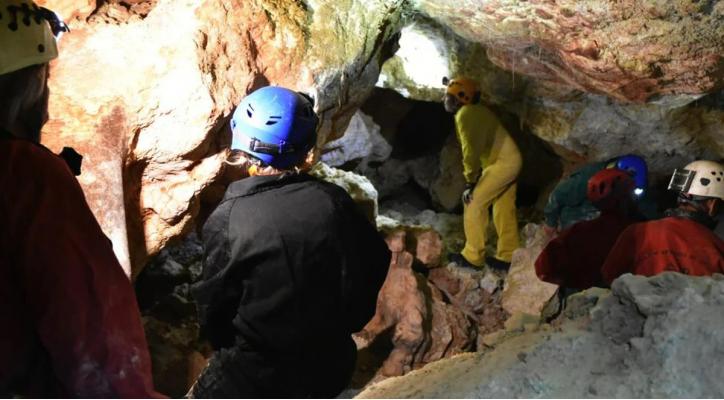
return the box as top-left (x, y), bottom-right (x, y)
top-left (443, 77), bottom-right (522, 270)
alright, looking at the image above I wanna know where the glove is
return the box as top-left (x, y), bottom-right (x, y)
top-left (462, 182), bottom-right (475, 205)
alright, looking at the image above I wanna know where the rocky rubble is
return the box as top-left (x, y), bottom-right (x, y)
top-left (357, 273), bottom-right (724, 398)
top-left (349, 216), bottom-right (510, 393)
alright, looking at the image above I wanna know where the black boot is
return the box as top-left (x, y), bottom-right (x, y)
top-left (448, 253), bottom-right (479, 270)
top-left (486, 256), bottom-right (511, 271)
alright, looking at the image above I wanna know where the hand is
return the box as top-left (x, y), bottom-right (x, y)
top-left (462, 188), bottom-right (473, 205)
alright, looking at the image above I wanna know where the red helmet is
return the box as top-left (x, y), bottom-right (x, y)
top-left (587, 169), bottom-right (635, 211)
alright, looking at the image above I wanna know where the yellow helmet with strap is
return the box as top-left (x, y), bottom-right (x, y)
top-left (0, 0), bottom-right (61, 75)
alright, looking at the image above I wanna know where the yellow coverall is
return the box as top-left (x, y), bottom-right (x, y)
top-left (456, 103), bottom-right (522, 266)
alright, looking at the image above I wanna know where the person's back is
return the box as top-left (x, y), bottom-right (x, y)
top-left (602, 160), bottom-right (724, 285)
top-left (544, 155), bottom-right (657, 231)
top-left (0, 133), bottom-right (158, 397)
top-left (190, 86), bottom-right (390, 398)
top-left (537, 211), bottom-right (638, 289)
top-left (194, 173), bottom-right (389, 396)
top-left (0, 4), bottom-right (159, 396)
top-left (601, 217), bottom-right (724, 284)
top-left (544, 161), bottom-right (606, 230)
top-left (537, 169), bottom-right (640, 290)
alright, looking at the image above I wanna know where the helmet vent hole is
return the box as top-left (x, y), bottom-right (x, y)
top-left (265, 120), bottom-right (279, 126)
top-left (700, 178), bottom-right (711, 186)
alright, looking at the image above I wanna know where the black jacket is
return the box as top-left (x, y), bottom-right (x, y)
top-left (191, 172), bottom-right (390, 395)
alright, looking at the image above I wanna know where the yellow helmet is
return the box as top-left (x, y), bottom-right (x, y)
top-left (0, 0), bottom-right (62, 75)
top-left (443, 76), bottom-right (481, 105)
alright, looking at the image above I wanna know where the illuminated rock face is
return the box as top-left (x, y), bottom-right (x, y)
top-left (413, 0), bottom-right (723, 103)
top-left (40, 0), bottom-right (405, 276)
top-left (380, 5), bottom-right (723, 178)
top-left (36, 0), bottom-right (722, 276)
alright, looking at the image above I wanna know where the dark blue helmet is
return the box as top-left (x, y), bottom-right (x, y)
top-left (231, 86), bottom-right (319, 169)
top-left (615, 154), bottom-right (648, 196)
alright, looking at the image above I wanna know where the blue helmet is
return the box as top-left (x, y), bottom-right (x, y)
top-left (615, 154), bottom-right (648, 195)
top-left (230, 86), bottom-right (319, 169)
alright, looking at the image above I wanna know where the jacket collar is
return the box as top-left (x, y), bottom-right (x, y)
top-left (664, 207), bottom-right (717, 230)
top-left (223, 172), bottom-right (316, 200)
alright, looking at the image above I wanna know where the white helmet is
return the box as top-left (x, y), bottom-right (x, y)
top-left (668, 160), bottom-right (724, 200)
top-left (0, 0), bottom-right (67, 76)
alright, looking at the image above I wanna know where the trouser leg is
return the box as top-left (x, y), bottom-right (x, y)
top-left (492, 181), bottom-right (520, 262)
top-left (461, 165), bottom-right (516, 266)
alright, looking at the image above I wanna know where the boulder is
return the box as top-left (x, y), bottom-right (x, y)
top-left (501, 223), bottom-right (559, 317)
top-left (309, 162), bottom-right (379, 224)
top-left (358, 273), bottom-right (724, 398)
top-left (321, 111), bottom-right (392, 169)
top-left (352, 226), bottom-right (476, 386)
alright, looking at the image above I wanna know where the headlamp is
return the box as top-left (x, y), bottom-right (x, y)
top-left (668, 168), bottom-right (696, 193)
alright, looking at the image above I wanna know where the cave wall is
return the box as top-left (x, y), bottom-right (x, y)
top-left (378, 9), bottom-right (723, 180)
top-left (37, 0), bottom-right (406, 276)
top-left (34, 0), bottom-right (723, 275)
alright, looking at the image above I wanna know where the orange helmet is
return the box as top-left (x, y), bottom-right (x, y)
top-left (443, 76), bottom-right (481, 105)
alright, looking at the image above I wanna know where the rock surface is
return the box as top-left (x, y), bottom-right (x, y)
top-left (321, 111), bottom-right (393, 169)
top-left (357, 273), bottom-right (724, 398)
top-left (310, 162), bottom-right (380, 223)
top-left (134, 233), bottom-right (208, 398)
top-left (351, 218), bottom-right (509, 391)
top-left (414, 0), bottom-right (724, 103)
top-left (501, 223), bottom-right (559, 318)
top-left (40, 0), bottom-right (406, 276)
top-left (37, 0), bottom-right (722, 277)
top-left (378, 10), bottom-right (723, 180)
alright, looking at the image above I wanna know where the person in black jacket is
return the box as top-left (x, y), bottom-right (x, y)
top-left (190, 86), bottom-right (391, 398)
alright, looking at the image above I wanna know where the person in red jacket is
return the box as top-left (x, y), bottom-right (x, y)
top-left (602, 160), bottom-right (724, 285)
top-left (0, 1), bottom-right (160, 397)
top-left (536, 169), bottom-right (640, 290)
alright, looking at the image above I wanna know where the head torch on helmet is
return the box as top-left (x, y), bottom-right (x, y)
top-left (38, 6), bottom-right (70, 38)
top-left (668, 168), bottom-right (697, 193)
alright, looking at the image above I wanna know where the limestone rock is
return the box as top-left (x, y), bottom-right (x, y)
top-left (379, 12), bottom-right (723, 178)
top-left (429, 134), bottom-right (466, 212)
top-left (501, 224), bottom-right (558, 317)
top-left (310, 163), bottom-right (379, 224)
top-left (41, 0), bottom-right (406, 276)
top-left (36, 0), bottom-right (96, 21)
top-left (415, 0), bottom-right (724, 103)
top-left (378, 210), bottom-right (465, 254)
top-left (357, 273), bottom-right (724, 398)
top-left (135, 233), bottom-right (208, 397)
top-left (321, 111), bottom-right (392, 169)
top-left (352, 227), bottom-right (477, 386)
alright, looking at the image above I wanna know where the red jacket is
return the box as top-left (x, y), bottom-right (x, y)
top-left (0, 134), bottom-right (160, 397)
top-left (602, 217), bottom-right (724, 285)
top-left (536, 211), bottom-right (638, 290)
